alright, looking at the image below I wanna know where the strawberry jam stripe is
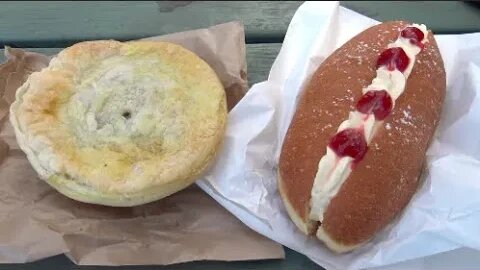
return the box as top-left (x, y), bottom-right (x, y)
top-left (309, 24), bottom-right (429, 222)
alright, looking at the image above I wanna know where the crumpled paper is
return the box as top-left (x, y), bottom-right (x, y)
top-left (0, 21), bottom-right (284, 265)
top-left (196, 2), bottom-right (480, 270)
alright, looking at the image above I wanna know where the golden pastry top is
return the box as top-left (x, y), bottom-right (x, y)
top-left (10, 40), bottom-right (227, 206)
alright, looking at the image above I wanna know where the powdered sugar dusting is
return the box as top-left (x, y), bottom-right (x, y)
top-left (321, 123), bottom-right (333, 132)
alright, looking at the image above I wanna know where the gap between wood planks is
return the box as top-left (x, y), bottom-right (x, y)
top-left (0, 43), bottom-right (282, 87)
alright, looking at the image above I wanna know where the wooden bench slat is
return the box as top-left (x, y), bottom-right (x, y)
top-left (0, 1), bottom-right (301, 47)
top-left (2, 1), bottom-right (479, 48)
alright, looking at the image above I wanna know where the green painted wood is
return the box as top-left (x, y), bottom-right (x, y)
top-left (0, 43), bottom-right (282, 86)
top-left (0, 1), bottom-right (479, 49)
top-left (246, 43), bottom-right (281, 85)
top-left (342, 1), bottom-right (480, 33)
top-left (0, 1), bottom-right (302, 47)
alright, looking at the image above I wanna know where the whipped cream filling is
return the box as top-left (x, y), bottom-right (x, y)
top-left (309, 24), bottom-right (428, 222)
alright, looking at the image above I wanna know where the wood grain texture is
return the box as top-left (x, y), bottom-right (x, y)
top-left (0, 1), bottom-right (479, 48)
top-left (246, 43), bottom-right (281, 85)
top-left (0, 44), bottom-right (282, 86)
top-left (0, 1), bottom-right (302, 47)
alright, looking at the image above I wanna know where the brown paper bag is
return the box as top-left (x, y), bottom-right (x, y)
top-left (0, 21), bottom-right (284, 265)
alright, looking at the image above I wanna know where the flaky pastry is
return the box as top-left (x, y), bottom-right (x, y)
top-left (10, 40), bottom-right (227, 206)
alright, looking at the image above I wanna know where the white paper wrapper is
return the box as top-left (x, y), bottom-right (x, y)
top-left (196, 1), bottom-right (480, 269)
